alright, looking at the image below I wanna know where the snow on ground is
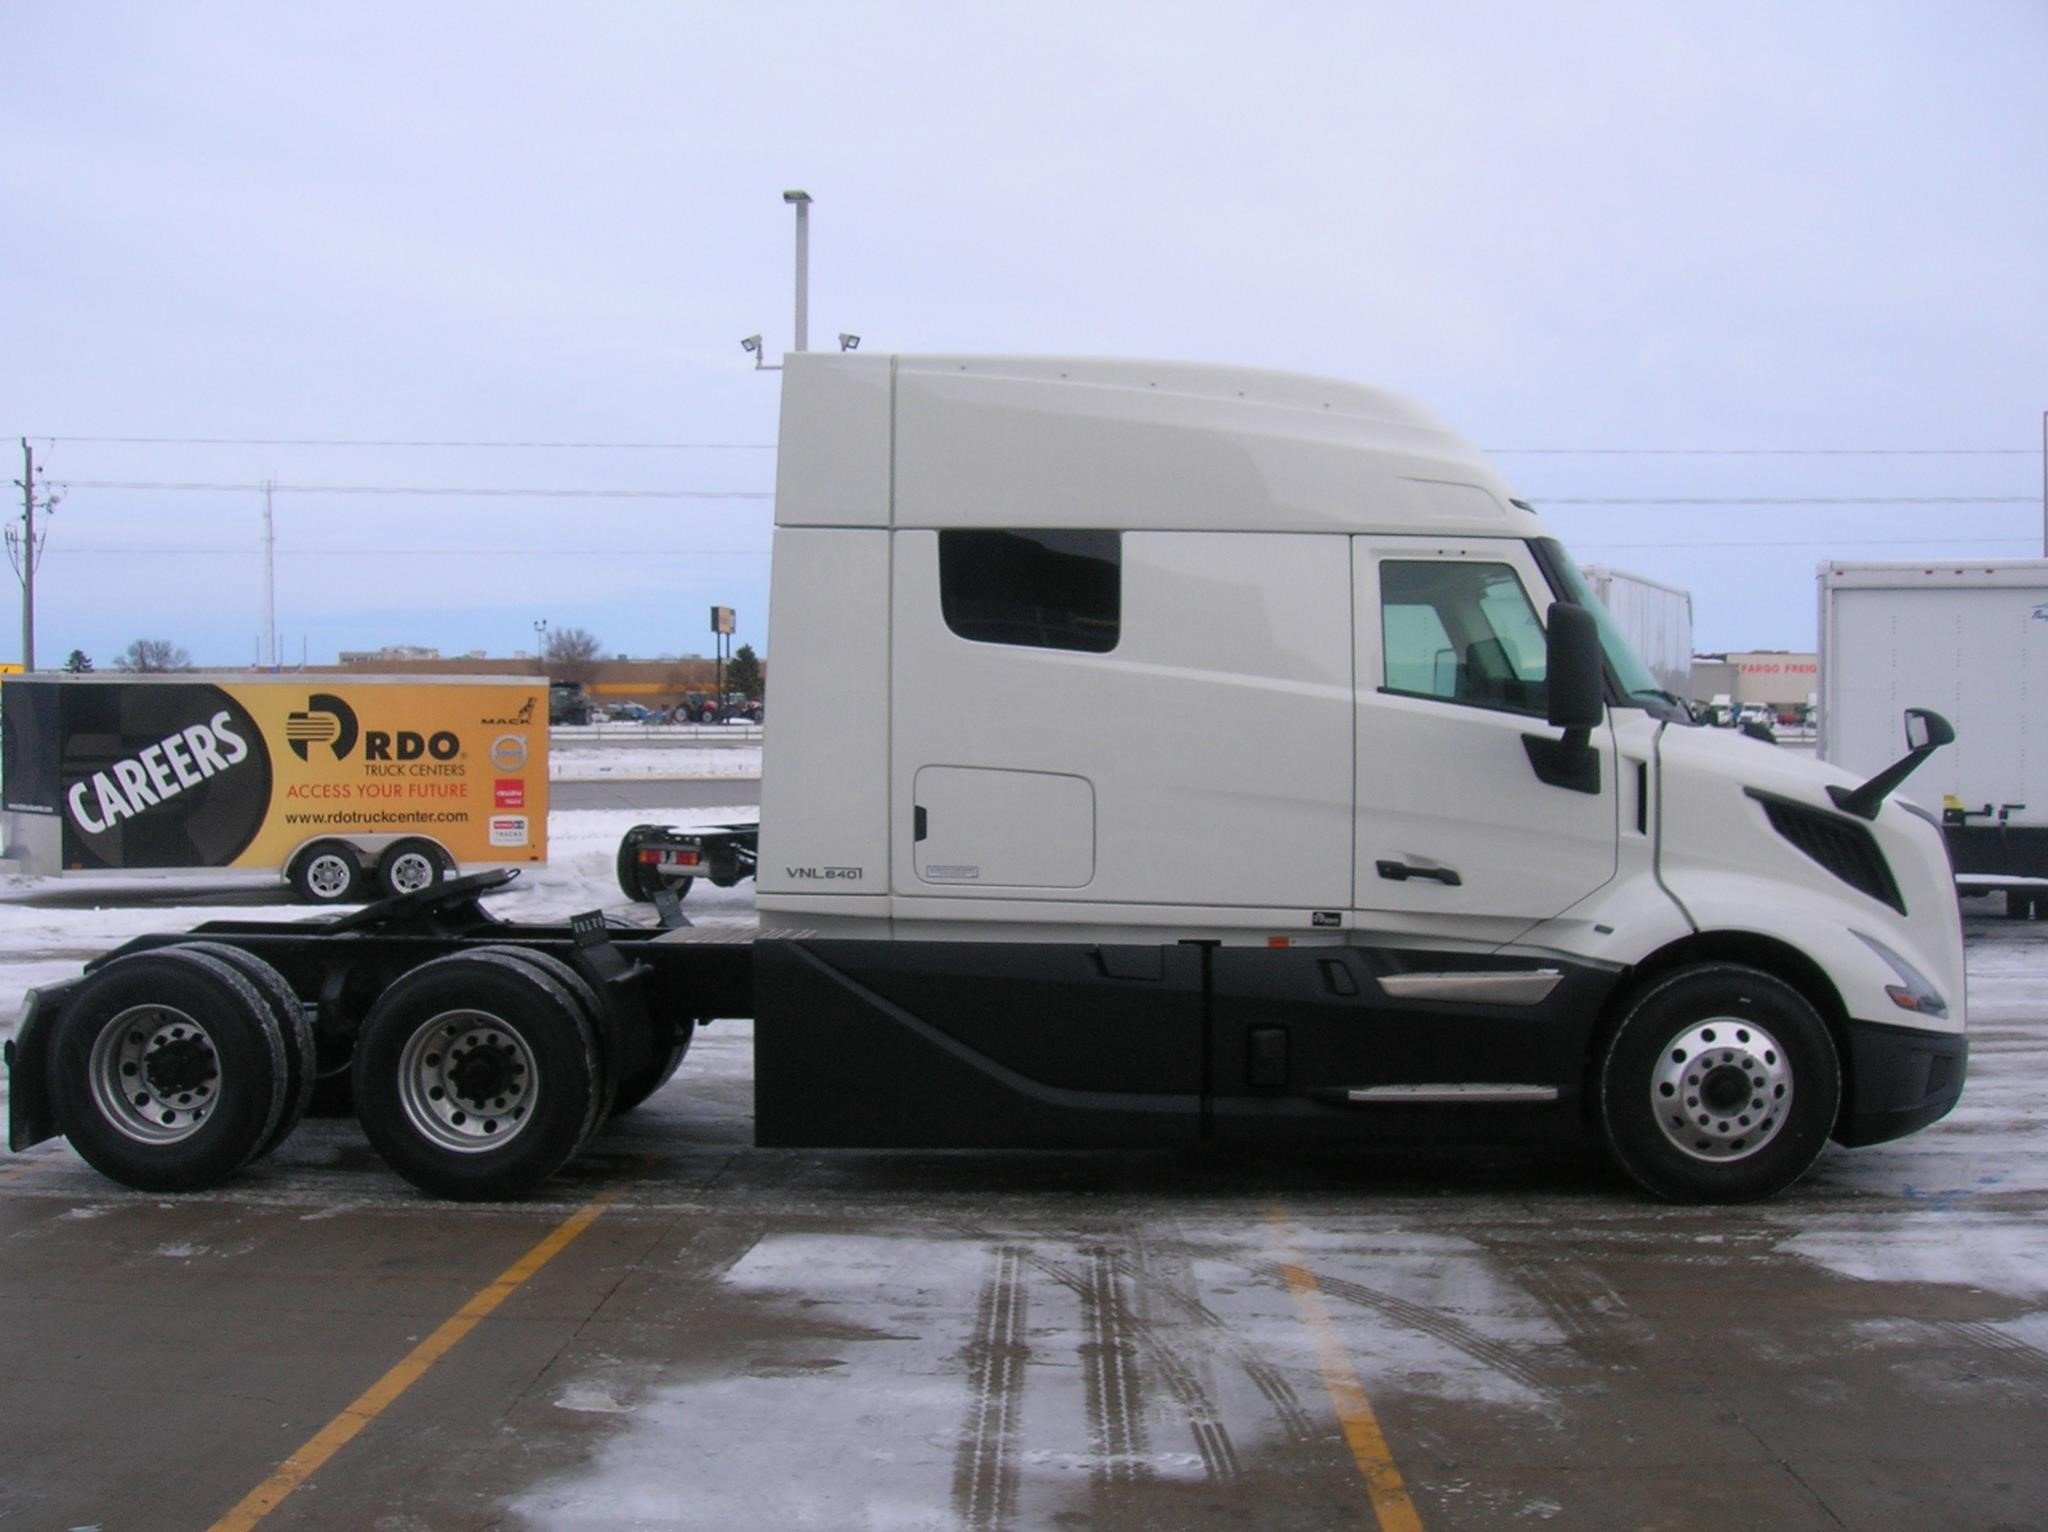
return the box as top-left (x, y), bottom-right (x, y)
top-left (548, 737), bottom-right (761, 781)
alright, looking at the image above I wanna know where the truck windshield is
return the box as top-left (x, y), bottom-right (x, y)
top-left (1532, 539), bottom-right (1690, 722)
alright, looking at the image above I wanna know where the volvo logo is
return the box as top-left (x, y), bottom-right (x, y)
top-left (489, 734), bottom-right (529, 772)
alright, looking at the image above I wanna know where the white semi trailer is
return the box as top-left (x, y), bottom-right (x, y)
top-left (1819, 558), bottom-right (2048, 911)
top-left (1579, 566), bottom-right (1695, 707)
top-left (6, 355), bottom-right (1968, 1205)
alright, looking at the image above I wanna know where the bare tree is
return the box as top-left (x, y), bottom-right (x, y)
top-left (116, 639), bottom-right (191, 672)
top-left (543, 625), bottom-right (603, 684)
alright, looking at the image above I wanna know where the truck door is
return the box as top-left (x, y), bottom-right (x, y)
top-left (1352, 539), bottom-right (1618, 934)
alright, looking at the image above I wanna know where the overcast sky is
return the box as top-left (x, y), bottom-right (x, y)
top-left (3, 2), bottom-right (2042, 670)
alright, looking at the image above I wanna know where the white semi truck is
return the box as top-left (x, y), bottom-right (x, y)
top-left (6, 355), bottom-right (1967, 1204)
top-left (1819, 558), bottom-right (2048, 912)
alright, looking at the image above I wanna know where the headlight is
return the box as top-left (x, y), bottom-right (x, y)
top-left (1854, 931), bottom-right (1948, 1020)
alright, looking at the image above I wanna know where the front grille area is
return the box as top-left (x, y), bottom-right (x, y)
top-left (1747, 790), bottom-right (1907, 914)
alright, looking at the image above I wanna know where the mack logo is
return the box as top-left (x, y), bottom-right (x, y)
top-left (67, 710), bottom-right (252, 835)
top-left (785, 865), bottom-right (864, 880)
top-left (287, 692), bottom-right (459, 762)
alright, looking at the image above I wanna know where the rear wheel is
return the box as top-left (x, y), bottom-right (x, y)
top-left (378, 837), bottom-right (450, 899)
top-left (610, 1033), bottom-right (691, 1114)
top-left (352, 949), bottom-right (602, 1199)
top-left (174, 942), bottom-right (315, 1159)
top-left (47, 948), bottom-right (288, 1191)
top-left (1599, 963), bottom-right (1839, 1203)
top-left (289, 840), bottom-right (364, 904)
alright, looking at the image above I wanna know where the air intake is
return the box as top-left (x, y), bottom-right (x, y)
top-left (1747, 790), bottom-right (1905, 914)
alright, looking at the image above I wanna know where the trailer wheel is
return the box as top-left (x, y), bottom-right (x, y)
top-left (47, 948), bottom-right (288, 1192)
top-left (611, 1034), bottom-right (691, 1114)
top-left (352, 949), bottom-right (602, 1200)
top-left (1599, 963), bottom-right (1839, 1203)
top-left (289, 840), bottom-right (364, 904)
top-left (615, 827), bottom-right (686, 903)
top-left (378, 837), bottom-right (450, 899)
top-left (174, 942), bottom-right (316, 1159)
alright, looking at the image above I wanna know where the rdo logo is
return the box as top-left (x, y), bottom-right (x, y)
top-left (287, 693), bottom-right (459, 763)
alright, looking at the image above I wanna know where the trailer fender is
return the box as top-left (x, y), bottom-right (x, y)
top-left (6, 978), bottom-right (79, 1152)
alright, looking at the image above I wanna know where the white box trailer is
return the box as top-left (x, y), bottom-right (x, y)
top-left (1817, 559), bottom-right (2048, 908)
top-left (1579, 566), bottom-right (1694, 704)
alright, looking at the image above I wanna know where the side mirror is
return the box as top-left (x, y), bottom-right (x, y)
top-left (1830, 707), bottom-right (1956, 820)
top-left (1904, 707), bottom-right (1954, 752)
top-left (1545, 602), bottom-right (1605, 733)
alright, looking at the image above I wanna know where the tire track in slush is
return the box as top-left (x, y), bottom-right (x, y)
top-left (1081, 1244), bottom-right (1152, 1497)
top-left (946, 1224), bottom-right (1315, 1485)
top-left (1294, 1269), bottom-right (1559, 1396)
top-left (951, 1244), bottom-right (1029, 1531)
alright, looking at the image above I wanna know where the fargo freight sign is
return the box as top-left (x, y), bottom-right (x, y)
top-left (0, 677), bottom-right (548, 873)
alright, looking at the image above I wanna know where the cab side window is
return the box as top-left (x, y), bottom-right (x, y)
top-left (1381, 560), bottom-right (1548, 714)
top-left (939, 529), bottom-right (1121, 653)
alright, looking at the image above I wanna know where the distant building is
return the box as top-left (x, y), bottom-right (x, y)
top-left (337, 644), bottom-right (443, 664)
top-left (1692, 651), bottom-right (1818, 709)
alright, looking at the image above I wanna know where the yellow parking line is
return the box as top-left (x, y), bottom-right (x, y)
top-left (1268, 1211), bottom-right (1424, 1532)
top-left (208, 1184), bottom-right (626, 1532)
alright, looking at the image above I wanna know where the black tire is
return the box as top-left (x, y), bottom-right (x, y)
top-left (46, 948), bottom-right (288, 1192)
top-left (175, 942), bottom-right (315, 1160)
top-left (610, 1034), bottom-right (691, 1114)
top-left (484, 947), bottom-right (620, 1129)
top-left (289, 839), bottom-right (364, 904)
top-left (378, 837), bottom-right (450, 899)
top-left (615, 827), bottom-right (685, 903)
top-left (1599, 963), bottom-right (1840, 1203)
top-left (351, 948), bottom-right (602, 1200)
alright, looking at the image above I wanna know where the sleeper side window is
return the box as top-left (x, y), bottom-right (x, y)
top-left (1380, 560), bottom-right (1548, 714)
top-left (939, 529), bottom-right (1121, 653)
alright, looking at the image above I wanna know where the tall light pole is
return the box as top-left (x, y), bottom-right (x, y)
top-left (533, 618), bottom-right (547, 664)
top-left (783, 189), bottom-right (811, 353)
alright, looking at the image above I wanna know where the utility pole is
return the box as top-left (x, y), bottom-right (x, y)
top-left (263, 480), bottom-right (277, 669)
top-left (11, 439), bottom-right (47, 671)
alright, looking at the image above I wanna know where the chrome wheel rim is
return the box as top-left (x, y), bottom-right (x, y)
top-left (88, 1004), bottom-right (221, 1144)
top-left (386, 850), bottom-right (438, 895)
top-left (1651, 1016), bottom-right (1793, 1162)
top-left (396, 1010), bottom-right (535, 1154)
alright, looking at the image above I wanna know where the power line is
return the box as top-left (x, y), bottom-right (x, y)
top-left (1544, 496), bottom-right (2031, 506)
top-left (28, 435), bottom-right (2035, 456)
top-left (49, 544), bottom-right (772, 557)
top-left (1576, 536), bottom-right (2038, 550)
top-left (45, 480), bottom-right (2035, 508)
top-left (36, 435), bottom-right (777, 450)
top-left (53, 480), bottom-right (772, 501)
top-left (1493, 447), bottom-right (2033, 456)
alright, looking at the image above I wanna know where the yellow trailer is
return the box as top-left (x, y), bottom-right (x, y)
top-left (0, 673), bottom-right (547, 901)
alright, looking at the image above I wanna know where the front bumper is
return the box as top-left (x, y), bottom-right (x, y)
top-left (1833, 1016), bottom-right (1968, 1147)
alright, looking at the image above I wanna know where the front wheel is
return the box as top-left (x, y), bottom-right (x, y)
top-left (1598, 964), bottom-right (1840, 1204)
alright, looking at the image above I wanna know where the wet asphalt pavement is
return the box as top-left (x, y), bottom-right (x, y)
top-left (1, 912), bottom-right (2044, 1530)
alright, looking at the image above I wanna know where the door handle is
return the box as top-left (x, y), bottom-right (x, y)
top-left (1376, 859), bottom-right (1462, 887)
